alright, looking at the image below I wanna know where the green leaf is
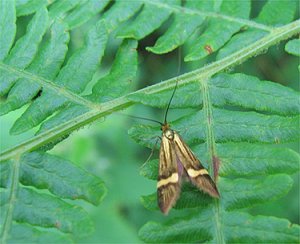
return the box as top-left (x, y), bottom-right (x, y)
top-left (217, 0), bottom-right (297, 60)
top-left (117, 0), bottom-right (173, 40)
top-left (146, 0), bottom-right (208, 54)
top-left (10, 20), bottom-right (108, 135)
top-left (130, 108), bottom-right (299, 145)
top-left (48, 0), bottom-right (81, 21)
top-left (90, 39), bottom-right (138, 102)
top-left (19, 152), bottom-right (106, 205)
top-left (0, 21), bottom-right (70, 115)
top-left (185, 0), bottom-right (251, 61)
top-left (139, 210), bottom-right (300, 243)
top-left (1, 187), bottom-right (94, 237)
top-left (285, 39), bottom-right (300, 57)
top-left (141, 184), bottom-right (213, 211)
top-left (217, 29), bottom-right (267, 60)
top-left (63, 0), bottom-right (110, 29)
top-left (225, 212), bottom-right (300, 243)
top-left (38, 39), bottom-right (138, 134)
top-left (0, 7), bottom-right (48, 96)
top-left (139, 209), bottom-right (212, 242)
top-left (7, 223), bottom-right (72, 243)
top-left (129, 73), bottom-right (300, 115)
top-left (16, 0), bottom-right (49, 16)
top-left (209, 74), bottom-right (300, 115)
top-left (211, 109), bottom-right (299, 143)
top-left (215, 143), bottom-right (300, 177)
top-left (37, 104), bottom-right (89, 135)
top-left (101, 1), bottom-right (142, 33)
top-left (0, 151), bottom-right (106, 240)
top-left (0, 0), bottom-right (16, 61)
top-left (256, 0), bottom-right (297, 26)
top-left (129, 81), bottom-right (202, 109)
top-left (221, 174), bottom-right (293, 210)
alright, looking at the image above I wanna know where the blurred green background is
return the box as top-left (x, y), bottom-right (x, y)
top-left (0, 2), bottom-right (299, 242)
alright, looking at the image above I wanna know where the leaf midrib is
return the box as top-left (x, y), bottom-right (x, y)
top-left (0, 62), bottom-right (100, 110)
top-left (202, 77), bottom-right (225, 243)
top-left (144, 0), bottom-right (273, 32)
top-left (0, 156), bottom-right (20, 243)
top-left (0, 20), bottom-right (299, 162)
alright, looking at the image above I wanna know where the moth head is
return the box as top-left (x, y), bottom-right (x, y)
top-left (164, 129), bottom-right (174, 140)
top-left (161, 123), bottom-right (174, 139)
top-left (161, 123), bottom-right (170, 132)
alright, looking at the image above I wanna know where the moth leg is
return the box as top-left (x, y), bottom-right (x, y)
top-left (140, 136), bottom-right (161, 169)
top-left (139, 134), bottom-right (161, 149)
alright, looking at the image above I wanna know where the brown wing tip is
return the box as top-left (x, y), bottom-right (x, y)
top-left (159, 203), bottom-right (171, 215)
top-left (201, 183), bottom-right (220, 199)
top-left (157, 183), bottom-right (181, 215)
top-left (190, 174), bottom-right (220, 199)
top-left (209, 187), bottom-right (220, 198)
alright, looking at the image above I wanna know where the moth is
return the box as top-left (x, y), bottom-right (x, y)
top-left (145, 81), bottom-right (219, 214)
top-left (157, 121), bottom-right (220, 214)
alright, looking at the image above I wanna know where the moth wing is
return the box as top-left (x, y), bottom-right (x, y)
top-left (157, 135), bottom-right (181, 214)
top-left (173, 132), bottom-right (220, 198)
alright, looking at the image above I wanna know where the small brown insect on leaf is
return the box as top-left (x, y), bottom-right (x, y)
top-left (204, 45), bottom-right (213, 54)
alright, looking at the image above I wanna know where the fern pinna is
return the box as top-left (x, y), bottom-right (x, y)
top-left (0, 0), bottom-right (299, 243)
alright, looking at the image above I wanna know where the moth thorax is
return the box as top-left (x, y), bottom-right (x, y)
top-left (164, 129), bottom-right (174, 140)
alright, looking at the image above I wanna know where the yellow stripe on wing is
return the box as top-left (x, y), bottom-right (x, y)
top-left (157, 173), bottom-right (179, 188)
top-left (187, 168), bottom-right (209, 178)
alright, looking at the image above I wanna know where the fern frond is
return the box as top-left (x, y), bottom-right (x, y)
top-left (0, 152), bottom-right (106, 242)
top-left (285, 39), bottom-right (300, 57)
top-left (0, 0), bottom-right (299, 242)
top-left (130, 74), bottom-right (300, 243)
top-left (139, 211), bottom-right (299, 243)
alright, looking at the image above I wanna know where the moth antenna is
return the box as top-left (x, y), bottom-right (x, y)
top-left (121, 113), bottom-right (163, 125)
top-left (164, 48), bottom-right (182, 124)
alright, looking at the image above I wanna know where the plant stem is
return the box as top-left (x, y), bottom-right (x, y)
top-left (0, 156), bottom-right (20, 243)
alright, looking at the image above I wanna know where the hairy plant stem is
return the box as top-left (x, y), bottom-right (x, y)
top-left (201, 78), bottom-right (225, 244)
top-left (0, 19), bottom-right (299, 161)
